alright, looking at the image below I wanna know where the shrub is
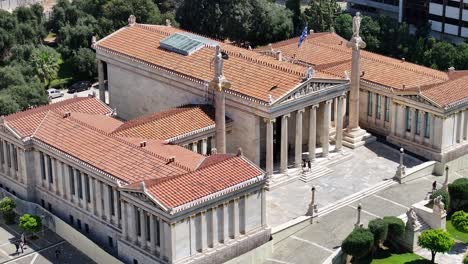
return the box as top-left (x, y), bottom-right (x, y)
top-left (418, 229), bottom-right (454, 264)
top-left (368, 218), bottom-right (388, 246)
top-left (0, 197), bottom-right (16, 224)
top-left (341, 228), bottom-right (374, 259)
top-left (430, 189), bottom-right (449, 210)
top-left (451, 210), bottom-right (468, 233)
top-left (383, 216), bottom-right (405, 240)
top-left (448, 178), bottom-right (468, 212)
top-left (19, 214), bottom-right (42, 233)
top-left (464, 252), bottom-right (468, 264)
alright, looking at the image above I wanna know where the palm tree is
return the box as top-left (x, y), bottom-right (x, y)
top-left (31, 45), bottom-right (60, 88)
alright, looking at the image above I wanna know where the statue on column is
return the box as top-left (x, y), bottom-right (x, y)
top-left (352, 12), bottom-right (362, 38)
top-left (210, 46), bottom-right (230, 91)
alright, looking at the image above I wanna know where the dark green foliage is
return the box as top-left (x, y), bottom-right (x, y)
top-left (19, 214), bottom-right (42, 233)
top-left (341, 228), bottom-right (374, 259)
top-left (448, 178), bottom-right (468, 212)
top-left (0, 66), bottom-right (26, 90)
top-left (418, 229), bottom-right (454, 263)
top-left (71, 48), bottom-right (97, 80)
top-left (451, 211), bottom-right (468, 233)
top-left (431, 189), bottom-right (449, 210)
top-left (335, 13), bottom-right (352, 39)
top-left (286, 0), bottom-right (304, 35)
top-left (383, 216), bottom-right (405, 240)
top-left (368, 219), bottom-right (388, 246)
top-left (464, 252), bottom-right (468, 264)
top-left (304, 0), bottom-right (341, 33)
top-left (8, 82), bottom-right (49, 110)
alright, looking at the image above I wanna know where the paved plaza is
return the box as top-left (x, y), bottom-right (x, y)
top-left (265, 168), bottom-right (466, 264)
top-left (0, 218), bottom-right (94, 264)
top-left (267, 141), bottom-right (423, 227)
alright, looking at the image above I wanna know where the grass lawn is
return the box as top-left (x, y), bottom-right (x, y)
top-left (447, 220), bottom-right (468, 243)
top-left (371, 253), bottom-right (430, 264)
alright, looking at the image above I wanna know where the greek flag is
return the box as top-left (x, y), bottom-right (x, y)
top-left (298, 26), bottom-right (308, 48)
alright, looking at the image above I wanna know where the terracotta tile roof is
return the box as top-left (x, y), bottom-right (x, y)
top-left (4, 97), bottom-right (112, 138)
top-left (144, 155), bottom-right (263, 209)
top-left (112, 104), bottom-right (219, 141)
top-left (70, 112), bottom-right (124, 133)
top-left (267, 33), bottom-right (468, 107)
top-left (32, 111), bottom-right (190, 183)
top-left (421, 72), bottom-right (468, 107)
top-left (94, 24), bottom-right (339, 104)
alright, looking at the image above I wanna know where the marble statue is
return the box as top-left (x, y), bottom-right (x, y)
top-left (352, 12), bottom-right (362, 38)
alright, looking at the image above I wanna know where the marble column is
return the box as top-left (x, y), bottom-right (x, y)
top-left (391, 103), bottom-right (398, 136)
top-left (159, 220), bottom-right (166, 257)
top-left (280, 114), bottom-right (290, 173)
top-left (372, 93), bottom-right (377, 124)
top-left (222, 203), bottom-right (229, 242)
top-left (81, 173), bottom-right (88, 211)
top-left (457, 111), bottom-right (464, 143)
top-left (322, 100), bottom-right (332, 157)
top-left (333, 98), bottom-right (338, 126)
top-left (103, 184), bottom-right (110, 221)
top-left (150, 214), bottom-right (156, 253)
top-left (73, 170), bottom-right (79, 205)
top-left (265, 118), bottom-right (275, 177)
top-left (200, 212), bottom-right (207, 251)
top-left (430, 114), bottom-right (436, 148)
top-left (201, 138), bottom-right (207, 155)
top-left (192, 141), bottom-right (198, 153)
top-left (335, 96), bottom-right (345, 152)
top-left (410, 108), bottom-right (417, 141)
top-left (420, 111), bottom-right (426, 144)
top-left (308, 105), bottom-right (318, 161)
top-left (95, 180), bottom-right (102, 218)
top-left (140, 210), bottom-right (147, 247)
top-left (295, 109), bottom-right (305, 168)
top-left (64, 165), bottom-right (70, 201)
top-left (233, 199), bottom-right (239, 238)
top-left (464, 110), bottom-right (468, 140)
top-left (214, 88), bottom-right (226, 154)
top-left (97, 60), bottom-right (105, 102)
top-left (128, 205), bottom-right (137, 244)
top-left (113, 188), bottom-right (119, 224)
top-left (380, 95), bottom-right (386, 125)
top-left (122, 201), bottom-right (128, 240)
top-left (89, 178), bottom-right (95, 215)
top-left (211, 207), bottom-right (219, 248)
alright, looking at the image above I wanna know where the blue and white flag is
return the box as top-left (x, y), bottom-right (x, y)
top-left (298, 26), bottom-right (308, 48)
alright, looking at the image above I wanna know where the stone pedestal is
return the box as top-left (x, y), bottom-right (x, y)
top-left (342, 128), bottom-right (376, 149)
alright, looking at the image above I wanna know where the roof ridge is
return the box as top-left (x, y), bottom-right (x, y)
top-left (45, 111), bottom-right (194, 172)
top-left (30, 110), bottom-right (52, 138)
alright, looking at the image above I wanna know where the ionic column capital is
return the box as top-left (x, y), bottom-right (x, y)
top-left (325, 100), bottom-right (332, 105)
top-left (263, 117), bottom-right (276, 124)
top-left (297, 108), bottom-right (305, 114)
top-left (282, 114), bottom-right (290, 119)
top-left (311, 104), bottom-right (319, 110)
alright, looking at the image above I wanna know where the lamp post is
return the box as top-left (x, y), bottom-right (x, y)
top-left (354, 203), bottom-right (362, 229)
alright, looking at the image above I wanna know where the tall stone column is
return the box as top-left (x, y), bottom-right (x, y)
top-left (420, 111), bottom-right (426, 144)
top-left (410, 108), bottom-right (417, 141)
top-left (457, 111), bottom-right (464, 143)
top-left (322, 100), bottom-right (332, 157)
top-left (280, 114), bottom-right (290, 173)
top-left (380, 95), bottom-right (386, 124)
top-left (309, 105), bottom-right (318, 161)
top-left (128, 204), bottom-right (137, 244)
top-left (209, 46), bottom-right (230, 154)
top-left (211, 207), bottom-right (219, 248)
top-left (390, 102), bottom-right (397, 136)
top-left (150, 214), bottom-right (156, 253)
top-left (192, 141), bottom-right (198, 153)
top-left (97, 60), bottom-right (105, 103)
top-left (295, 109), bottom-right (305, 168)
top-left (122, 201), bottom-right (128, 240)
top-left (140, 210), bottom-right (147, 248)
top-left (265, 118), bottom-right (275, 177)
top-left (372, 93), bottom-right (377, 124)
top-left (95, 180), bottom-right (102, 218)
top-left (343, 12), bottom-right (375, 148)
top-left (103, 184), bottom-right (110, 221)
top-left (201, 138), bottom-right (208, 155)
top-left (335, 96), bottom-right (345, 152)
top-left (430, 114), bottom-right (436, 148)
top-left (81, 173), bottom-right (88, 211)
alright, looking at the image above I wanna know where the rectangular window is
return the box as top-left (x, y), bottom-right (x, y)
top-left (405, 107), bottom-right (411, 132)
top-left (0, 140), bottom-right (4, 165)
top-left (367, 92), bottom-right (373, 117)
top-left (6, 143), bottom-right (11, 168)
top-left (69, 215), bottom-right (74, 225)
top-left (77, 171), bottom-right (82, 199)
top-left (384, 97), bottom-right (390, 122)
top-left (425, 112), bottom-right (431, 138)
top-left (41, 199), bottom-right (45, 208)
top-left (12, 147), bottom-right (17, 171)
top-left (69, 166), bottom-right (75, 195)
top-left (47, 155), bottom-right (53, 183)
top-left (136, 208), bottom-right (141, 236)
top-left (40, 152), bottom-right (46, 180)
top-left (110, 186), bottom-right (115, 216)
top-left (376, 95), bottom-right (381, 119)
top-left (84, 174), bottom-right (90, 203)
top-left (85, 223), bottom-right (89, 233)
top-left (77, 219), bottom-right (81, 230)
top-left (156, 219), bottom-right (160, 246)
top-left (48, 203), bottom-right (52, 213)
top-left (146, 214), bottom-right (151, 241)
top-left (108, 236), bottom-right (113, 248)
top-left (415, 110), bottom-right (421, 135)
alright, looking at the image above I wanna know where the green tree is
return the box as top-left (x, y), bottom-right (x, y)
top-left (448, 178), bottom-right (468, 212)
top-left (0, 197), bottom-right (16, 224)
top-left (455, 43), bottom-right (468, 73)
top-left (418, 229), bottom-right (454, 263)
top-left (19, 214), bottom-right (42, 234)
top-left (341, 228), bottom-right (374, 260)
top-left (451, 210), bottom-right (468, 233)
top-left (359, 16), bottom-right (380, 51)
top-left (8, 82), bottom-right (49, 110)
top-left (30, 45), bottom-right (61, 87)
top-left (0, 66), bottom-right (26, 90)
top-left (0, 94), bottom-right (20, 115)
top-left (71, 48), bottom-right (97, 80)
top-left (103, 0), bottom-right (162, 29)
top-left (425, 41), bottom-right (457, 70)
top-left (368, 218), bottom-right (388, 248)
top-left (286, 0), bottom-right (304, 35)
top-left (335, 13), bottom-right (352, 40)
top-left (0, 10), bottom-right (18, 60)
top-left (304, 0), bottom-right (341, 33)
top-left (383, 216), bottom-right (405, 240)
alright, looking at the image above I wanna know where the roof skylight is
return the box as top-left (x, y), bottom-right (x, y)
top-left (160, 33), bottom-right (217, 56)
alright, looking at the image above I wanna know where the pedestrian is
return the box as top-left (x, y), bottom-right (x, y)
top-left (19, 242), bottom-right (24, 253)
top-left (308, 160), bottom-right (311, 170)
top-left (432, 181), bottom-right (437, 192)
top-left (20, 232), bottom-right (25, 244)
top-left (55, 248), bottom-right (61, 261)
top-left (14, 243), bottom-right (19, 255)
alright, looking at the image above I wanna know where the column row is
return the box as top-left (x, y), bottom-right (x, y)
top-left (391, 104), bottom-right (435, 147)
top-left (183, 136), bottom-right (215, 155)
top-left (0, 139), bottom-right (21, 181)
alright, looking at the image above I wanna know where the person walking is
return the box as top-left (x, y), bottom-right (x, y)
top-left (14, 243), bottom-right (19, 256)
top-left (55, 248), bottom-right (61, 262)
top-left (19, 242), bottom-right (24, 254)
top-left (432, 180), bottom-right (437, 192)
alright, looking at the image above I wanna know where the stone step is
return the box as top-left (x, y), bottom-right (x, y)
top-left (316, 179), bottom-right (397, 218)
top-left (266, 170), bottom-right (301, 191)
top-left (299, 165), bottom-right (333, 182)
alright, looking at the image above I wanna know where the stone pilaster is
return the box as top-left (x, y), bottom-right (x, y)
top-left (150, 214), bottom-right (156, 254)
top-left (410, 108), bottom-right (416, 141)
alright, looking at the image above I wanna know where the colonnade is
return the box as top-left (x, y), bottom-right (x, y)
top-left (183, 136), bottom-right (214, 155)
top-left (0, 139), bottom-right (26, 184)
top-left (265, 95), bottom-right (346, 176)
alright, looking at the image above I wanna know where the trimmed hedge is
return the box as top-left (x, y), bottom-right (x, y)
top-left (383, 216), bottom-right (405, 239)
top-left (342, 228), bottom-right (374, 259)
top-left (431, 189), bottom-right (450, 210)
top-left (448, 178), bottom-right (468, 212)
top-left (0, 197), bottom-right (16, 225)
top-left (369, 218), bottom-right (388, 245)
top-left (451, 210), bottom-right (468, 233)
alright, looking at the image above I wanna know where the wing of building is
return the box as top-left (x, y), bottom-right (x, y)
top-left (0, 96), bottom-right (269, 264)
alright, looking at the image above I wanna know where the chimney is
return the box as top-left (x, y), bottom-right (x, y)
top-left (63, 112), bottom-right (71, 118)
top-left (139, 141), bottom-right (147, 147)
top-left (276, 51), bottom-right (282, 61)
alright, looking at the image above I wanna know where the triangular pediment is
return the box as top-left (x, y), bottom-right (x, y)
top-left (271, 79), bottom-right (346, 106)
top-left (0, 124), bottom-right (22, 140)
top-left (400, 94), bottom-right (440, 108)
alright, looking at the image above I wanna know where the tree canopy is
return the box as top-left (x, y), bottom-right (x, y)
top-left (418, 229), bottom-right (454, 263)
top-left (304, 0), bottom-right (341, 33)
top-left (19, 214), bottom-right (42, 233)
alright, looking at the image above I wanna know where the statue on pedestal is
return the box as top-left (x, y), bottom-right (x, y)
top-left (352, 12), bottom-right (362, 38)
top-left (406, 208), bottom-right (420, 230)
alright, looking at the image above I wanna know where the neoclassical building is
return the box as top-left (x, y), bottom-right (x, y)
top-left (93, 18), bottom-right (468, 178)
top-left (0, 96), bottom-right (269, 264)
